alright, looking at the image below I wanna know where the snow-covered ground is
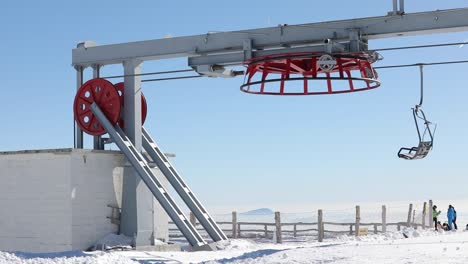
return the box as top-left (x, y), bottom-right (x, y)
top-left (2, 229), bottom-right (468, 264)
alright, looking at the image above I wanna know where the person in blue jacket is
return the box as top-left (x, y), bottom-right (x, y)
top-left (447, 205), bottom-right (455, 231)
top-left (452, 206), bottom-right (458, 230)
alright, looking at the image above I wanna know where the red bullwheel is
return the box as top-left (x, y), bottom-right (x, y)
top-left (73, 78), bottom-right (121, 136)
top-left (114, 82), bottom-right (148, 128)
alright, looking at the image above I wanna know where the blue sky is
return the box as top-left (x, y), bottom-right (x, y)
top-left (1, 0), bottom-right (468, 211)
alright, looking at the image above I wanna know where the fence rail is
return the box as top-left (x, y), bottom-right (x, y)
top-left (169, 200), bottom-right (433, 243)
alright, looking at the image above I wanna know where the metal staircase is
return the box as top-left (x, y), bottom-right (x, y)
top-left (142, 127), bottom-right (227, 242)
top-left (90, 102), bottom-right (226, 250)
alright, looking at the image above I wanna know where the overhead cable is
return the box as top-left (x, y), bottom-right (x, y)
top-left (374, 59), bottom-right (468, 69)
top-left (373, 41), bottom-right (468, 52)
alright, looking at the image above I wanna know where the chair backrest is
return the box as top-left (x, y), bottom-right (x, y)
top-left (414, 141), bottom-right (432, 158)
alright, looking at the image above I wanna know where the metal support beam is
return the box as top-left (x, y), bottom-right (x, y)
top-left (142, 127), bottom-right (227, 242)
top-left (120, 59), bottom-right (154, 247)
top-left (74, 66), bottom-right (84, 149)
top-left (188, 44), bottom-right (350, 67)
top-left (90, 102), bottom-right (210, 249)
top-left (92, 64), bottom-right (103, 150)
top-left (73, 8), bottom-right (468, 66)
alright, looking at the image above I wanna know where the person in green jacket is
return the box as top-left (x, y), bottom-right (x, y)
top-left (433, 205), bottom-right (441, 231)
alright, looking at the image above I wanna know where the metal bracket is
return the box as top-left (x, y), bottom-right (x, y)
top-left (349, 29), bottom-right (362, 52)
top-left (324, 39), bottom-right (348, 53)
top-left (243, 39), bottom-right (253, 61)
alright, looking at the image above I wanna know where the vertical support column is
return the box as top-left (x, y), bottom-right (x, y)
top-left (274, 212), bottom-right (282, 244)
top-left (382, 205), bottom-right (387, 233)
top-left (429, 200), bottom-right (434, 228)
top-left (232, 211), bottom-right (238, 239)
top-left (120, 59), bottom-right (154, 247)
top-left (75, 66), bottom-right (84, 149)
top-left (123, 59), bottom-right (143, 148)
top-left (355, 205), bottom-right (360, 237)
top-left (92, 64), bottom-right (103, 150)
top-left (318, 209), bottom-right (323, 242)
top-left (407, 203), bottom-right (413, 227)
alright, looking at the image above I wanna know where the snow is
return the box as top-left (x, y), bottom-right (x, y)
top-left (91, 234), bottom-right (133, 251)
top-left (2, 229), bottom-right (468, 264)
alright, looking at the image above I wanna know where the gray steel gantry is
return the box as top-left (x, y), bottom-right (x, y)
top-left (72, 1), bottom-right (468, 249)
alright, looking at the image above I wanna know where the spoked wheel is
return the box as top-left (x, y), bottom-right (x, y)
top-left (73, 78), bottom-right (121, 136)
top-left (114, 82), bottom-right (148, 128)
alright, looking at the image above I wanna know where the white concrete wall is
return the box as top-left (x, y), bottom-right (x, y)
top-left (70, 150), bottom-right (123, 250)
top-left (0, 149), bottom-right (169, 253)
top-left (0, 150), bottom-right (72, 253)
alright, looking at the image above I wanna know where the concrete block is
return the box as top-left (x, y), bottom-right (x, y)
top-left (0, 148), bottom-right (168, 253)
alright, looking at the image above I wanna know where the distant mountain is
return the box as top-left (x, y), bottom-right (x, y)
top-left (241, 208), bottom-right (274, 215)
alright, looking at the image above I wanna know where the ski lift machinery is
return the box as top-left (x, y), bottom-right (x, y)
top-left (71, 0), bottom-right (468, 249)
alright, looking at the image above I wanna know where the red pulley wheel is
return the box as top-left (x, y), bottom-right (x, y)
top-left (73, 78), bottom-right (121, 136)
top-left (114, 82), bottom-right (148, 128)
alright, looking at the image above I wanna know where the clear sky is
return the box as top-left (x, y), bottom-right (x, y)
top-left (1, 0), bottom-right (467, 212)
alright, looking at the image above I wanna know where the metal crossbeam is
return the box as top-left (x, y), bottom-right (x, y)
top-left (142, 127), bottom-right (228, 242)
top-left (73, 8), bottom-right (468, 67)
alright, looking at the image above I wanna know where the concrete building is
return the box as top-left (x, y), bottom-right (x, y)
top-left (0, 148), bottom-right (168, 253)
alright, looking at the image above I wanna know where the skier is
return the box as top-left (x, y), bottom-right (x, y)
top-left (433, 205), bottom-right (441, 231)
top-left (453, 206), bottom-right (458, 230)
top-left (447, 205), bottom-right (455, 231)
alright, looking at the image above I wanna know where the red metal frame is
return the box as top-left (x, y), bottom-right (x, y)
top-left (73, 78), bottom-right (121, 136)
top-left (241, 52), bottom-right (380, 95)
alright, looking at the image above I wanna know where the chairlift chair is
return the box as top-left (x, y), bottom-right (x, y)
top-left (397, 65), bottom-right (436, 160)
top-left (398, 107), bottom-right (435, 160)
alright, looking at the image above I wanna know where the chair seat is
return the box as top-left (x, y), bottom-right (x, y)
top-left (398, 141), bottom-right (432, 160)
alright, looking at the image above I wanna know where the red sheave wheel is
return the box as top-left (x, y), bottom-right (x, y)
top-left (114, 82), bottom-right (148, 128)
top-left (73, 78), bottom-right (121, 136)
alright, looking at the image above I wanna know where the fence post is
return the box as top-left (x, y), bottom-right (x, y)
top-left (232, 211), bottom-right (238, 239)
top-left (238, 223), bottom-right (241, 238)
top-left (355, 205), bottom-right (360, 237)
top-left (374, 224), bottom-right (378, 234)
top-left (397, 224), bottom-right (401, 231)
top-left (190, 212), bottom-right (196, 226)
top-left (318, 209), bottom-right (324, 242)
top-left (293, 224), bottom-right (297, 238)
top-left (382, 205), bottom-right (387, 233)
top-left (412, 209), bottom-right (416, 226)
top-left (264, 224), bottom-right (268, 238)
top-left (407, 203), bottom-right (413, 227)
top-left (275, 211), bottom-right (282, 243)
top-left (422, 202), bottom-right (427, 229)
top-left (429, 200), bottom-right (434, 228)
top-left (349, 225), bottom-right (353, 235)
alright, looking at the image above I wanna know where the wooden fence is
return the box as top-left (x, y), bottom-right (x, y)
top-left (169, 200), bottom-right (433, 243)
